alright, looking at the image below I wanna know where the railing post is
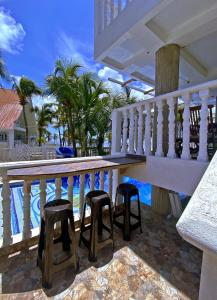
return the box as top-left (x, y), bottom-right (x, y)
top-left (137, 105), bottom-right (144, 155)
top-left (167, 96), bottom-right (176, 158)
top-left (108, 169), bottom-right (113, 199)
top-left (23, 180), bottom-right (31, 239)
top-left (112, 110), bottom-right (122, 154)
top-left (40, 179), bottom-right (47, 216)
top-left (121, 109), bottom-right (128, 153)
top-left (156, 101), bottom-right (163, 157)
top-left (100, 171), bottom-right (104, 190)
top-left (129, 108), bottom-right (135, 154)
top-left (134, 109), bottom-right (138, 152)
top-left (90, 173), bottom-right (95, 191)
top-left (1, 170), bottom-right (12, 246)
top-left (79, 174), bottom-right (85, 217)
top-left (198, 89), bottom-right (209, 162)
top-left (55, 177), bottom-right (62, 199)
top-left (112, 169), bottom-right (120, 204)
top-left (145, 103), bottom-right (151, 156)
top-left (67, 176), bottom-right (74, 204)
top-left (181, 93), bottom-right (191, 160)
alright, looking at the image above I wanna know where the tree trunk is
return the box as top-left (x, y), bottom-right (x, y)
top-left (23, 105), bottom-right (29, 144)
top-left (152, 44), bottom-right (180, 215)
top-left (97, 134), bottom-right (104, 155)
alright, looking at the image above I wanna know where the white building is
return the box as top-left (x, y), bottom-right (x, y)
top-left (0, 88), bottom-right (37, 148)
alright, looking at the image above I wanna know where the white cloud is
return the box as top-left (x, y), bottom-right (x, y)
top-left (0, 7), bottom-right (25, 53)
top-left (32, 95), bottom-right (56, 108)
top-left (57, 32), bottom-right (100, 73)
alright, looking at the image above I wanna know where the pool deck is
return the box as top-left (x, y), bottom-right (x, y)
top-left (0, 204), bottom-right (201, 299)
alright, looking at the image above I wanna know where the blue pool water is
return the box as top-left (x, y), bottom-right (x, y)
top-left (0, 174), bottom-right (152, 236)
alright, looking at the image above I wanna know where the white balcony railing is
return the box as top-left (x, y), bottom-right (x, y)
top-left (95, 0), bottom-right (133, 35)
top-left (112, 79), bottom-right (217, 162)
top-left (0, 155), bottom-right (130, 248)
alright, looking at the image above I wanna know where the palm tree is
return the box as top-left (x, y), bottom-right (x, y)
top-left (0, 53), bottom-right (9, 83)
top-left (12, 77), bottom-right (41, 144)
top-left (46, 59), bottom-right (81, 155)
top-left (32, 103), bottom-right (53, 146)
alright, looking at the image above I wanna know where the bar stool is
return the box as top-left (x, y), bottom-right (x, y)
top-left (37, 199), bottom-right (79, 289)
top-left (113, 183), bottom-right (142, 241)
top-left (79, 190), bottom-right (114, 262)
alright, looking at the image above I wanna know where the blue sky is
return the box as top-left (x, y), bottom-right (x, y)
top-left (0, 0), bottom-right (146, 106)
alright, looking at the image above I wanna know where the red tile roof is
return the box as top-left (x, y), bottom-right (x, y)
top-left (0, 89), bottom-right (22, 129)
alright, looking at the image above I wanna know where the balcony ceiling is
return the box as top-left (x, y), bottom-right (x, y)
top-left (96, 0), bottom-right (217, 88)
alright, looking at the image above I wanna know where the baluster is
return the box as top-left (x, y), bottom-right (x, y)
top-left (129, 108), bottom-right (135, 154)
top-left (112, 169), bottom-right (120, 205)
top-left (121, 110), bottom-right (128, 153)
top-left (110, 0), bottom-right (115, 20)
top-left (156, 101), bottom-right (163, 157)
top-left (79, 174), bottom-right (85, 217)
top-left (198, 89), bottom-right (209, 161)
top-left (145, 103), bottom-right (151, 155)
top-left (40, 179), bottom-right (47, 216)
top-left (90, 172), bottom-right (95, 191)
top-left (134, 110), bottom-right (138, 152)
top-left (118, 0), bottom-right (122, 13)
top-left (167, 97), bottom-right (176, 158)
top-left (100, 170), bottom-right (104, 190)
top-left (55, 177), bottom-right (62, 199)
top-left (137, 105), bottom-right (144, 155)
top-left (23, 180), bottom-right (31, 239)
top-left (104, 0), bottom-right (108, 28)
top-left (108, 169), bottom-right (113, 199)
top-left (181, 93), bottom-right (191, 160)
top-left (1, 171), bottom-right (12, 245)
top-left (67, 176), bottom-right (74, 204)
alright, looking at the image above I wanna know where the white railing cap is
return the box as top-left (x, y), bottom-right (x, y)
top-left (114, 79), bottom-right (217, 112)
top-left (177, 151), bottom-right (217, 256)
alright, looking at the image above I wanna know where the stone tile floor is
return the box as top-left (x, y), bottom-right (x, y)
top-left (0, 205), bottom-right (202, 299)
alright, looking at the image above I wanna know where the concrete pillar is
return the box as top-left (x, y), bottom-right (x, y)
top-left (152, 44), bottom-right (180, 215)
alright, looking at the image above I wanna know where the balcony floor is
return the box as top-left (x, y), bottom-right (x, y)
top-left (0, 204), bottom-right (202, 299)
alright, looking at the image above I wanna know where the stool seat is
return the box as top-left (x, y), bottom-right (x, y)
top-left (114, 183), bottom-right (142, 241)
top-left (79, 190), bottom-right (114, 262)
top-left (37, 199), bottom-right (78, 289)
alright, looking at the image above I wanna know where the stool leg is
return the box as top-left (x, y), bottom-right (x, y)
top-left (123, 196), bottom-right (131, 241)
top-left (79, 202), bottom-right (86, 246)
top-left (61, 218), bottom-right (71, 251)
top-left (89, 204), bottom-right (98, 262)
top-left (137, 193), bottom-right (142, 233)
top-left (37, 218), bottom-right (45, 266)
top-left (68, 212), bottom-right (79, 272)
top-left (42, 221), bottom-right (53, 289)
top-left (108, 202), bottom-right (114, 251)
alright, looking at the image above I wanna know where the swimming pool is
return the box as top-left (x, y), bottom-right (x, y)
top-left (0, 174), bottom-right (152, 236)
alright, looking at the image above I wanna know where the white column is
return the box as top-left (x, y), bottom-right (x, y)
top-left (110, 0), bottom-right (115, 21)
top-left (100, 171), bottom-right (104, 190)
top-left (8, 129), bottom-right (14, 149)
top-left (118, 0), bottom-right (122, 13)
top-left (23, 180), bottom-right (31, 239)
top-left (167, 97), bottom-right (176, 158)
top-left (134, 110), bottom-right (138, 152)
top-left (156, 101), bottom-right (163, 157)
top-left (181, 93), bottom-right (191, 160)
top-left (121, 109), bottom-right (128, 153)
top-left (1, 171), bottom-right (12, 245)
top-left (108, 169), bottom-right (113, 199)
top-left (40, 179), bottom-right (47, 216)
top-left (129, 108), bottom-right (135, 154)
top-left (79, 174), bottom-right (85, 217)
top-left (94, 0), bottom-right (103, 35)
top-left (199, 252), bottom-right (217, 300)
top-left (55, 177), bottom-right (62, 199)
top-left (198, 89), bottom-right (209, 162)
top-left (112, 110), bottom-right (122, 154)
top-left (104, 0), bottom-right (108, 28)
top-left (90, 173), bottom-right (95, 191)
top-left (67, 176), bottom-right (74, 204)
top-left (112, 169), bottom-right (120, 205)
top-left (137, 105), bottom-right (144, 155)
top-left (145, 103), bottom-right (151, 156)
